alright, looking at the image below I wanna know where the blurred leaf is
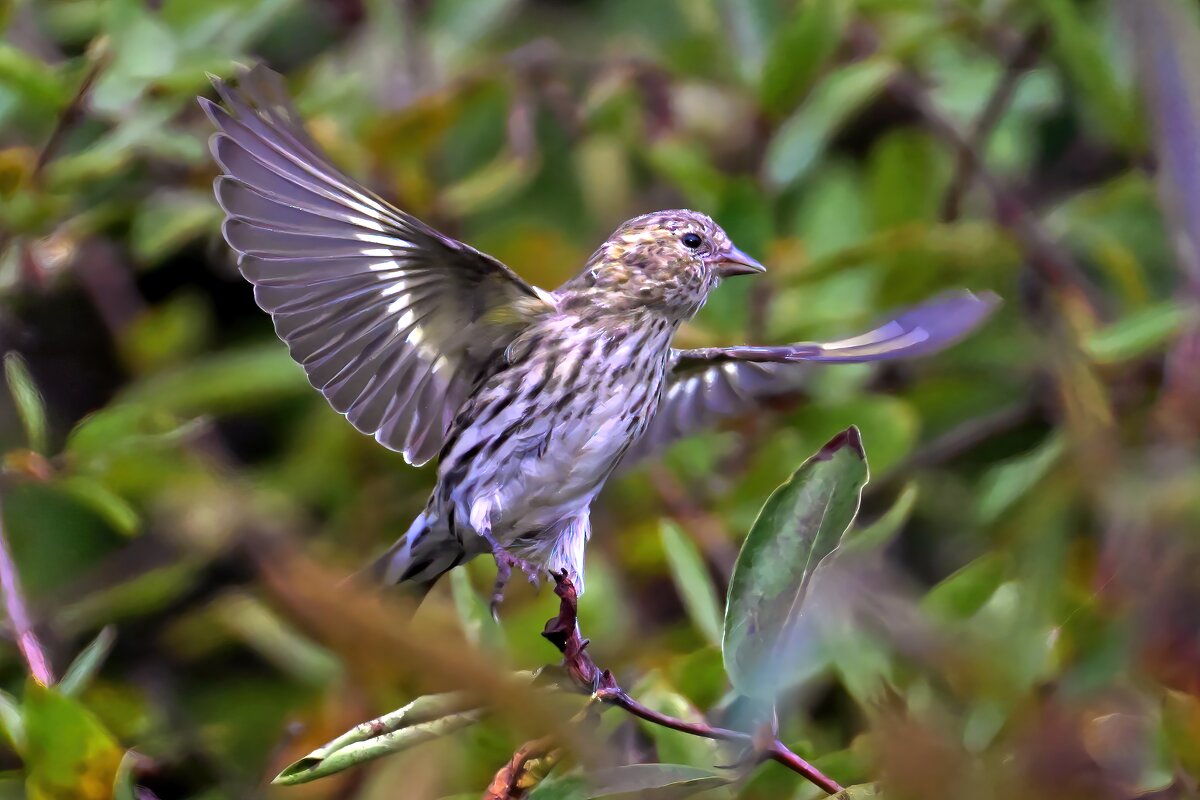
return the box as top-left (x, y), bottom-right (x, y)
top-left (55, 477), bottom-right (139, 537)
top-left (1084, 301), bottom-right (1191, 364)
top-left (0, 46), bottom-right (70, 112)
top-left (764, 58), bottom-right (895, 189)
top-left (1163, 689), bottom-right (1200, 781)
top-left (843, 483), bottom-right (918, 555)
top-left (0, 690), bottom-right (23, 754)
top-left (450, 569), bottom-right (506, 653)
top-left (23, 682), bottom-right (123, 800)
top-left (660, 520), bottom-right (723, 647)
top-left (59, 626), bottom-right (116, 698)
top-left (3, 352), bottom-right (47, 454)
top-left (867, 129), bottom-right (944, 229)
top-left (921, 553), bottom-right (1008, 620)
top-left (1039, 0), bottom-right (1140, 148)
top-left (975, 434), bottom-right (1066, 524)
top-left (119, 343), bottom-right (308, 416)
top-left (211, 593), bottom-right (341, 686)
top-left (582, 764), bottom-right (729, 799)
top-left (441, 153), bottom-right (538, 216)
top-left (631, 672), bottom-right (722, 769)
top-left (758, 0), bottom-right (848, 116)
top-left (65, 404), bottom-right (197, 464)
top-left (723, 427), bottom-right (869, 700)
top-left (832, 785), bottom-right (881, 800)
top-left (112, 750), bottom-right (137, 800)
top-left (130, 189), bottom-right (221, 264)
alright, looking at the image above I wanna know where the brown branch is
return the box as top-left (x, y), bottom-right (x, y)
top-left (31, 53), bottom-right (108, 187)
top-left (941, 26), bottom-right (1048, 221)
top-left (847, 24), bottom-right (1102, 317)
top-left (0, 495), bottom-right (55, 686)
top-left (481, 735), bottom-right (559, 800)
top-left (539, 572), bottom-right (844, 796)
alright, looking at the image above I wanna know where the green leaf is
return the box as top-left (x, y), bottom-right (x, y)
top-left (975, 434), bottom-right (1066, 524)
top-left (583, 764), bottom-right (729, 799)
top-left (758, 0), bottom-right (848, 116)
top-left (1038, 0), bottom-right (1140, 149)
top-left (832, 784), bottom-right (882, 800)
top-left (4, 352), bottom-right (48, 453)
top-left (0, 690), bottom-right (24, 754)
top-left (55, 478), bottom-right (140, 538)
top-left (630, 672), bottom-right (721, 768)
top-left (842, 483), bottom-right (918, 556)
top-left (59, 627), bottom-right (116, 697)
top-left (449, 569), bottom-right (506, 653)
top-left (130, 189), bottom-right (221, 264)
top-left (274, 692), bottom-right (481, 785)
top-left (921, 553), bottom-right (1008, 621)
top-left (118, 343), bottom-right (309, 416)
top-left (660, 521), bottom-right (723, 647)
top-left (723, 427), bottom-right (870, 699)
top-left (23, 682), bottom-right (124, 800)
top-left (764, 59), bottom-right (895, 189)
top-left (1084, 302), bottom-right (1191, 364)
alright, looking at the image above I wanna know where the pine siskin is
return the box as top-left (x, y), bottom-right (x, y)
top-left (201, 65), bottom-right (998, 612)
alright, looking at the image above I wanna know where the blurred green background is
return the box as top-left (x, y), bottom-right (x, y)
top-left (3, 0), bottom-right (1200, 797)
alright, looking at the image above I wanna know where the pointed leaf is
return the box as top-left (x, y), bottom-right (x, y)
top-left (764, 59), bottom-right (895, 189)
top-left (273, 709), bottom-right (484, 785)
top-left (723, 427), bottom-right (869, 699)
top-left (660, 521), bottom-right (723, 647)
top-left (4, 353), bottom-right (47, 454)
top-left (59, 626), bottom-right (116, 697)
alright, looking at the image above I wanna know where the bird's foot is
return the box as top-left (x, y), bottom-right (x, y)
top-left (490, 547), bottom-right (542, 621)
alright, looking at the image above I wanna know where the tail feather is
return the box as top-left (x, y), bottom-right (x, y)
top-left (368, 512), bottom-right (465, 588)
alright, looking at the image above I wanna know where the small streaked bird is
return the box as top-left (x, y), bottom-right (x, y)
top-left (201, 65), bottom-right (997, 613)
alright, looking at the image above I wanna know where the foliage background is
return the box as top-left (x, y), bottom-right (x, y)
top-left (2, 0), bottom-right (1200, 797)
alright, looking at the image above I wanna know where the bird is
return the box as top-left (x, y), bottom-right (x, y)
top-left (200, 65), bottom-right (998, 614)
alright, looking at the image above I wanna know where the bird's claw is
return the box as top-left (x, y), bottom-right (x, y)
top-left (490, 547), bottom-right (543, 621)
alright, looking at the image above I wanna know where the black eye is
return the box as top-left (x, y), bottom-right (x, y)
top-left (681, 232), bottom-right (703, 249)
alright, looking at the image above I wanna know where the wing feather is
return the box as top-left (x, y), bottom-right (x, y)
top-left (203, 64), bottom-right (551, 465)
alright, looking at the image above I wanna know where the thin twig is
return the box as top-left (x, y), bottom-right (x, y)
top-left (31, 54), bottom-right (108, 186)
top-left (540, 573), bottom-right (844, 796)
top-left (847, 24), bottom-right (1101, 316)
top-left (0, 496), bottom-right (55, 686)
top-left (941, 26), bottom-right (1048, 221)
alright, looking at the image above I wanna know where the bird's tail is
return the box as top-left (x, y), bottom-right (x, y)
top-left (366, 511), bottom-right (466, 590)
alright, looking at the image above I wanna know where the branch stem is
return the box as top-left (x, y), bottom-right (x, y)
top-left (540, 572), bottom-right (843, 796)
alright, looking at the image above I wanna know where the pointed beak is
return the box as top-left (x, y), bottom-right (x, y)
top-left (714, 245), bottom-right (767, 278)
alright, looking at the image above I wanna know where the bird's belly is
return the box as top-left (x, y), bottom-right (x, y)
top-left (446, 381), bottom-right (660, 543)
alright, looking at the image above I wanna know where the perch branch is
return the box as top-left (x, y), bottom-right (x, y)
top-left (941, 25), bottom-right (1048, 221)
top-left (539, 572), bottom-right (843, 796)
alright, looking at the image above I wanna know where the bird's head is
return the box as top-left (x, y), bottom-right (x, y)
top-left (570, 209), bottom-right (765, 320)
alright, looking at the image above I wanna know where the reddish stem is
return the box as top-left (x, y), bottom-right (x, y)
top-left (540, 572), bottom-right (844, 796)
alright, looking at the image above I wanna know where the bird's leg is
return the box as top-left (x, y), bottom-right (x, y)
top-left (479, 525), bottom-right (541, 620)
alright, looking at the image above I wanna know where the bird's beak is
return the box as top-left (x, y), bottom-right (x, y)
top-left (714, 246), bottom-right (767, 278)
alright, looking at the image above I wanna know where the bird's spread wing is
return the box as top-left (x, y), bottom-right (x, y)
top-left (201, 65), bottom-right (552, 466)
top-left (623, 290), bottom-right (999, 464)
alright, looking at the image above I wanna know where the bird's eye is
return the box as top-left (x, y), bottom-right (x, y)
top-left (681, 233), bottom-right (703, 249)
